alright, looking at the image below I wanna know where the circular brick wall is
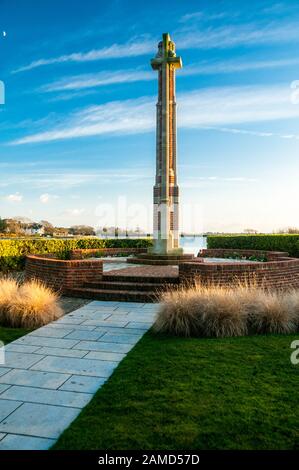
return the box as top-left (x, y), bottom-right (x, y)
top-left (179, 249), bottom-right (299, 289)
top-left (25, 254), bottom-right (103, 292)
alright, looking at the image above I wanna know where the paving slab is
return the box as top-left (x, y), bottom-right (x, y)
top-left (126, 314), bottom-right (156, 323)
top-left (0, 384), bottom-right (11, 394)
top-left (0, 352), bottom-right (45, 370)
top-left (81, 319), bottom-right (129, 328)
top-left (1, 385), bottom-right (92, 409)
top-left (109, 309), bottom-right (130, 314)
top-left (29, 327), bottom-right (74, 338)
top-left (59, 375), bottom-right (107, 393)
top-left (4, 344), bottom-right (41, 354)
top-left (84, 351), bottom-right (125, 362)
top-left (15, 336), bottom-right (79, 349)
top-left (30, 346), bottom-right (87, 359)
top-left (95, 326), bottom-right (146, 335)
top-left (100, 333), bottom-right (144, 344)
top-left (105, 314), bottom-right (132, 322)
top-left (0, 434), bottom-right (55, 450)
top-left (0, 368), bottom-right (11, 378)
top-left (0, 402), bottom-right (80, 439)
top-left (99, 331), bottom-right (144, 344)
top-left (48, 323), bottom-right (97, 331)
top-left (126, 321), bottom-right (153, 330)
top-left (114, 302), bottom-right (145, 308)
top-left (73, 340), bottom-right (133, 354)
top-left (85, 300), bottom-right (119, 307)
top-left (52, 317), bottom-right (86, 325)
top-left (0, 399), bottom-right (22, 422)
top-left (31, 355), bottom-right (119, 378)
top-left (0, 433), bottom-right (5, 441)
top-left (65, 330), bottom-right (106, 341)
top-left (68, 309), bottom-right (114, 317)
top-left (0, 369), bottom-right (70, 389)
top-left (70, 311), bottom-right (114, 321)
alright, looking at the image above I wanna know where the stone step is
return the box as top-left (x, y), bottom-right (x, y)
top-left (66, 287), bottom-right (159, 303)
top-left (84, 281), bottom-right (174, 292)
top-left (102, 274), bottom-right (178, 284)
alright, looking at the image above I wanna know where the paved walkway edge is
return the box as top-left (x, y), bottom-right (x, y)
top-left (0, 301), bottom-right (158, 450)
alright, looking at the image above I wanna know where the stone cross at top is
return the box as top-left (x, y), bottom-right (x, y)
top-left (151, 33), bottom-right (182, 70)
top-left (151, 33), bottom-right (183, 255)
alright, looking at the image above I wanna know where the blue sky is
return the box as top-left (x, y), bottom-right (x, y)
top-left (1, 0), bottom-right (299, 232)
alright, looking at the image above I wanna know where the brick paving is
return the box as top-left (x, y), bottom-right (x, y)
top-left (106, 265), bottom-right (179, 278)
top-left (0, 301), bottom-right (159, 450)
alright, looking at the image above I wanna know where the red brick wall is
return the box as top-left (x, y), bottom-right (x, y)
top-left (25, 255), bottom-right (103, 292)
top-left (180, 256), bottom-right (299, 289)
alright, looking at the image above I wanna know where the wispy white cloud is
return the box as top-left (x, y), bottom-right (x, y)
top-left (5, 192), bottom-right (23, 202)
top-left (9, 97), bottom-right (154, 145)
top-left (64, 208), bottom-right (85, 216)
top-left (39, 193), bottom-right (59, 203)
top-left (180, 10), bottom-right (229, 23)
top-left (177, 21), bottom-right (299, 50)
top-left (0, 168), bottom-right (152, 190)
top-left (12, 38), bottom-right (154, 74)
top-left (42, 57), bottom-right (299, 97)
top-left (181, 57), bottom-right (299, 76)
top-left (43, 69), bottom-right (152, 93)
top-left (12, 21), bottom-right (299, 74)
top-left (182, 176), bottom-right (258, 188)
top-left (9, 83), bottom-right (299, 146)
top-left (262, 2), bottom-right (290, 14)
top-left (180, 84), bottom-right (299, 127)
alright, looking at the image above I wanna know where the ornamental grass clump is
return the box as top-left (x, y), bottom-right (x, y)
top-left (247, 289), bottom-right (299, 335)
top-left (154, 282), bottom-right (299, 338)
top-left (0, 278), bottom-right (63, 328)
top-left (0, 278), bottom-right (19, 324)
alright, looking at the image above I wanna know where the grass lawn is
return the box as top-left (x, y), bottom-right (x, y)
top-left (0, 326), bottom-right (32, 345)
top-left (53, 331), bottom-right (299, 450)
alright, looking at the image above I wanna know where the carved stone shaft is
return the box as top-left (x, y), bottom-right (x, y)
top-left (151, 33), bottom-right (182, 254)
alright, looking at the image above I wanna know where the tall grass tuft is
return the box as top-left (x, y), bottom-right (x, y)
top-left (154, 282), bottom-right (299, 338)
top-left (0, 278), bottom-right (19, 324)
top-left (0, 279), bottom-right (63, 328)
top-left (247, 290), bottom-right (299, 335)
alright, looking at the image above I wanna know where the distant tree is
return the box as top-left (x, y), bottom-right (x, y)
top-left (4, 219), bottom-right (24, 235)
top-left (114, 227), bottom-right (119, 238)
top-left (53, 227), bottom-right (70, 236)
top-left (31, 223), bottom-right (43, 231)
top-left (0, 217), bottom-right (6, 233)
top-left (69, 225), bottom-right (95, 236)
top-left (102, 227), bottom-right (108, 238)
top-left (276, 227), bottom-right (299, 234)
top-left (243, 228), bottom-right (258, 234)
top-left (40, 220), bottom-right (53, 228)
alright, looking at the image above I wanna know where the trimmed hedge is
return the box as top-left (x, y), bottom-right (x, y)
top-left (207, 235), bottom-right (299, 258)
top-left (0, 238), bottom-right (153, 271)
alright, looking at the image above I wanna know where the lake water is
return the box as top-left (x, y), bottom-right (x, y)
top-left (98, 235), bottom-right (207, 256)
top-left (180, 236), bottom-right (207, 255)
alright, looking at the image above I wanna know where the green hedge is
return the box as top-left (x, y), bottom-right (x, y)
top-left (0, 238), bottom-right (153, 271)
top-left (207, 234), bottom-right (299, 258)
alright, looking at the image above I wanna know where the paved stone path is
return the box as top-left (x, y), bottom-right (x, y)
top-left (0, 301), bottom-right (159, 450)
